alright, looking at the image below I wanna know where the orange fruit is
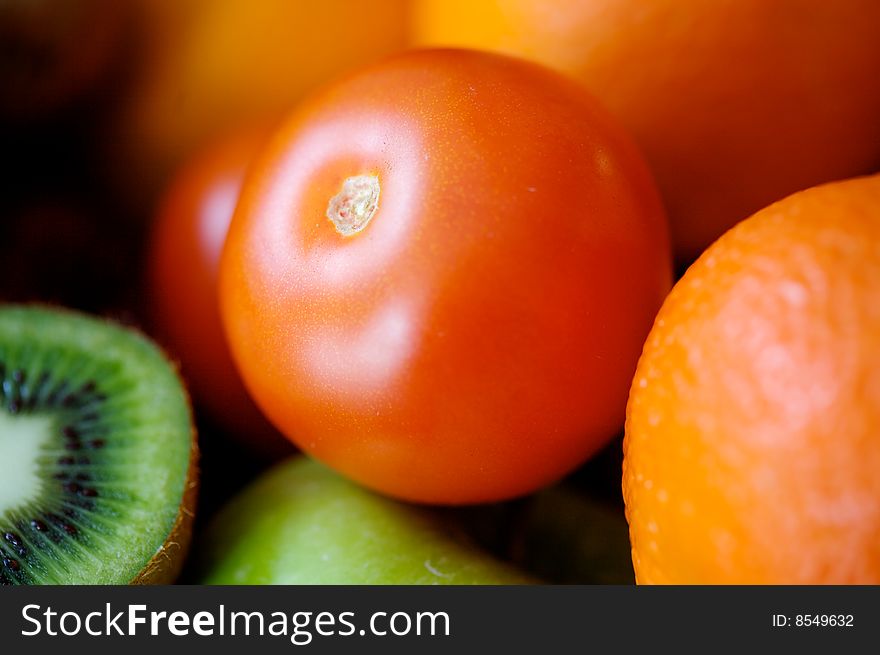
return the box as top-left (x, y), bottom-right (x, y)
top-left (623, 173), bottom-right (880, 584)
top-left (413, 0), bottom-right (880, 262)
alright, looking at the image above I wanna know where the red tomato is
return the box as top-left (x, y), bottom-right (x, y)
top-left (148, 127), bottom-right (290, 456)
top-left (220, 49), bottom-right (671, 503)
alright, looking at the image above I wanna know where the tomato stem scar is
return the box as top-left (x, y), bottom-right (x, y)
top-left (326, 174), bottom-right (380, 236)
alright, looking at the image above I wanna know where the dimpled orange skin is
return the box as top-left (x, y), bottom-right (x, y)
top-left (220, 49), bottom-right (671, 505)
top-left (413, 0), bottom-right (880, 263)
top-left (624, 173), bottom-right (880, 584)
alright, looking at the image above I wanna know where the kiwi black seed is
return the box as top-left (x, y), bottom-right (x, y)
top-left (0, 305), bottom-right (197, 584)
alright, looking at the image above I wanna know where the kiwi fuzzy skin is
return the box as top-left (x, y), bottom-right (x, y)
top-left (126, 326), bottom-right (200, 585)
top-left (0, 303), bottom-right (200, 585)
top-left (126, 325), bottom-right (201, 585)
top-left (131, 428), bottom-right (198, 584)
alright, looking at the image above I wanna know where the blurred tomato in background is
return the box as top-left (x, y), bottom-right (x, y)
top-left (105, 0), bottom-right (409, 214)
top-left (413, 0), bottom-right (880, 263)
top-left (147, 125), bottom-right (292, 457)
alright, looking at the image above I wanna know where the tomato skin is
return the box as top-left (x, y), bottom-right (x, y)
top-left (148, 127), bottom-right (289, 455)
top-left (220, 49), bottom-right (671, 503)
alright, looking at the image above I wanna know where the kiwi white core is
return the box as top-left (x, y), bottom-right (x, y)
top-left (326, 175), bottom-right (380, 236)
top-left (0, 412), bottom-right (53, 514)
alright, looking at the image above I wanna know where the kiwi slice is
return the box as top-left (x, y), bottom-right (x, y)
top-left (0, 305), bottom-right (197, 584)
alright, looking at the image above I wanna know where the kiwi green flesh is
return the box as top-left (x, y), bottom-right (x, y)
top-left (0, 306), bottom-right (193, 584)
